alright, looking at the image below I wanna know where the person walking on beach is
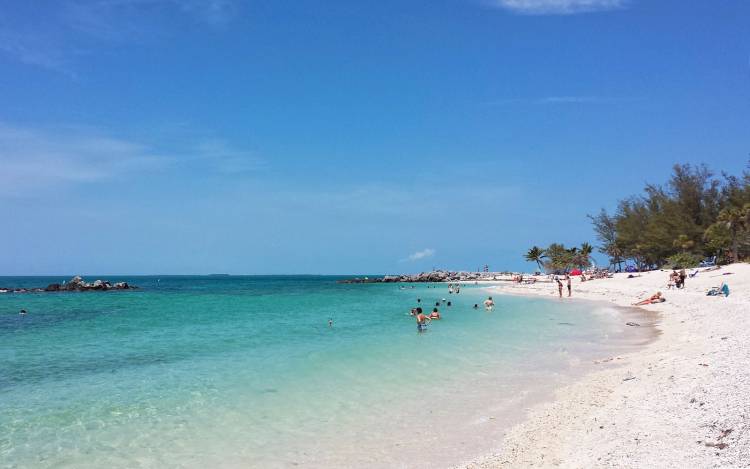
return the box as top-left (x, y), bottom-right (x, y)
top-left (557, 279), bottom-right (563, 298)
top-left (566, 275), bottom-right (572, 297)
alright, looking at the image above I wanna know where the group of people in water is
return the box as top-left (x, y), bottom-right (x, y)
top-left (411, 291), bottom-right (495, 332)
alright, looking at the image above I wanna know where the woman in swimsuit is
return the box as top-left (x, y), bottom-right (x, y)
top-left (429, 308), bottom-right (441, 320)
top-left (633, 292), bottom-right (665, 306)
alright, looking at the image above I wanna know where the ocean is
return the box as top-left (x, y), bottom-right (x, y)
top-left (0, 276), bottom-right (650, 468)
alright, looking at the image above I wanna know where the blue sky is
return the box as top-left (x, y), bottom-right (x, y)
top-left (1, 0), bottom-right (748, 275)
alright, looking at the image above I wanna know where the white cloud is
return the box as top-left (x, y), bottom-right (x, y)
top-left (401, 248), bottom-right (436, 262)
top-left (489, 0), bottom-right (626, 15)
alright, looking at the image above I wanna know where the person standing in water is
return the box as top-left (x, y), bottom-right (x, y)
top-left (483, 296), bottom-right (494, 310)
top-left (328, 318), bottom-right (333, 328)
top-left (415, 307), bottom-right (430, 332)
top-left (566, 274), bottom-right (572, 297)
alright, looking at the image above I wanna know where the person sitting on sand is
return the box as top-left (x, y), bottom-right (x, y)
top-left (707, 283), bottom-right (730, 297)
top-left (483, 296), bottom-right (494, 310)
top-left (667, 271), bottom-right (676, 289)
top-left (429, 308), bottom-right (441, 320)
top-left (415, 307), bottom-right (430, 332)
top-left (632, 292), bottom-right (665, 306)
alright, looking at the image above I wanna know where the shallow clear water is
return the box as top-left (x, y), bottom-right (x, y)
top-left (0, 276), bottom-right (646, 468)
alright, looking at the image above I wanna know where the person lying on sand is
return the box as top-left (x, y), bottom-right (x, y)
top-left (632, 292), bottom-right (665, 306)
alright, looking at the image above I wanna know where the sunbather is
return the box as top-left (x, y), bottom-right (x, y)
top-left (633, 292), bottom-right (665, 306)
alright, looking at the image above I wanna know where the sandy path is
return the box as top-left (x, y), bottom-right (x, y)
top-left (462, 264), bottom-right (750, 468)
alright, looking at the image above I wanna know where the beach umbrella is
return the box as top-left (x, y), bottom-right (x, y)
top-left (570, 268), bottom-right (582, 276)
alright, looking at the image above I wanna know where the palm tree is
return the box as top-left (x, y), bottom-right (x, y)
top-left (716, 206), bottom-right (747, 262)
top-left (578, 242), bottom-right (594, 269)
top-left (524, 246), bottom-right (547, 272)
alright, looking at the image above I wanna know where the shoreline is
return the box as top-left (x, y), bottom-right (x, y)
top-left (461, 264), bottom-right (750, 468)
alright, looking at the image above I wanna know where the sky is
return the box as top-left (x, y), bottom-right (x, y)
top-left (1, 0), bottom-right (749, 275)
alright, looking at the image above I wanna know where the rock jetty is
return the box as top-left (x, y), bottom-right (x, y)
top-left (0, 275), bottom-right (137, 293)
top-left (338, 270), bottom-right (496, 284)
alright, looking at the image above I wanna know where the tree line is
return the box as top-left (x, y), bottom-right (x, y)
top-left (589, 163), bottom-right (750, 270)
top-left (524, 163), bottom-right (750, 273)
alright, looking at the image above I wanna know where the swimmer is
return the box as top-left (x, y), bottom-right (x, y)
top-left (328, 318), bottom-right (333, 327)
top-left (429, 308), bottom-right (441, 320)
top-left (483, 296), bottom-right (495, 310)
top-left (473, 304), bottom-right (479, 309)
top-left (20, 309), bottom-right (27, 315)
top-left (447, 301), bottom-right (452, 307)
top-left (417, 298), bottom-right (421, 303)
top-left (441, 298), bottom-right (446, 303)
top-left (415, 307), bottom-right (430, 332)
top-left (436, 301), bottom-right (440, 307)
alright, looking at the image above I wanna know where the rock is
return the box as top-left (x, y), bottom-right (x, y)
top-left (4, 276), bottom-right (137, 293)
top-left (626, 322), bottom-right (641, 327)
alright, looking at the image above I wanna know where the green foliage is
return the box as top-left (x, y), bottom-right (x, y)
top-left (524, 246), bottom-right (547, 271)
top-left (589, 162), bottom-right (750, 268)
top-left (524, 243), bottom-right (593, 273)
top-left (665, 252), bottom-right (703, 269)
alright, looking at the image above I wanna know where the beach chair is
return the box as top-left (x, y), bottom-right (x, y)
top-left (699, 256), bottom-right (717, 268)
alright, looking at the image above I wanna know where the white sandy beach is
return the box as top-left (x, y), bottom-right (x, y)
top-left (463, 263), bottom-right (750, 468)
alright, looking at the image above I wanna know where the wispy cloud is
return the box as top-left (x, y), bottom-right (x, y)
top-left (488, 0), bottom-right (626, 15)
top-left (401, 248), bottom-right (436, 262)
top-left (0, 122), bottom-right (263, 198)
top-left (192, 139), bottom-right (264, 174)
top-left (0, 123), bottom-right (169, 197)
top-left (0, 0), bottom-right (239, 73)
top-left (483, 95), bottom-right (637, 106)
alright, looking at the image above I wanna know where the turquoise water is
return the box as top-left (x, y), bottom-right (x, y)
top-left (0, 276), bottom-right (642, 468)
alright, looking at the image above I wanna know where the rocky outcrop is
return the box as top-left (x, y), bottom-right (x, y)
top-left (0, 276), bottom-right (137, 293)
top-left (338, 270), bottom-right (493, 284)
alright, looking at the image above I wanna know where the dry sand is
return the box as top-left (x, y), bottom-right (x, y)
top-left (462, 263), bottom-right (750, 468)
